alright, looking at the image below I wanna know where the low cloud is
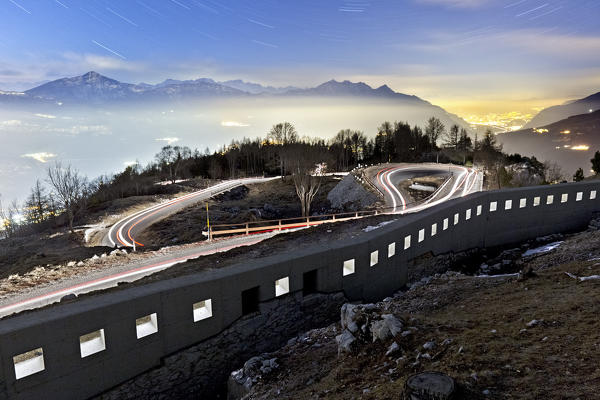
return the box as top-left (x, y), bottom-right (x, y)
top-left (21, 152), bottom-right (57, 163)
top-left (34, 113), bottom-right (56, 119)
top-left (48, 124), bottom-right (111, 136)
top-left (155, 137), bottom-right (179, 145)
top-left (62, 53), bottom-right (144, 72)
top-left (1, 119), bottom-right (22, 127)
top-left (221, 121), bottom-right (250, 127)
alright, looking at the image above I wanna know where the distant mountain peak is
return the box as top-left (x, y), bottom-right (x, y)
top-left (82, 71), bottom-right (102, 79)
top-left (376, 84), bottom-right (394, 94)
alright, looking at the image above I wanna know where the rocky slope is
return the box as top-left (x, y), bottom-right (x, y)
top-left (230, 221), bottom-right (600, 399)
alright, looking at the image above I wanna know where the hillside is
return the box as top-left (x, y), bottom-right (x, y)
top-left (497, 110), bottom-right (600, 175)
top-left (232, 223), bottom-right (600, 399)
top-left (524, 92), bottom-right (600, 129)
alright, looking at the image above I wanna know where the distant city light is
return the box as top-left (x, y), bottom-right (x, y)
top-left (534, 128), bottom-right (549, 134)
top-left (560, 130), bottom-right (571, 134)
top-left (571, 145), bottom-right (590, 151)
top-left (465, 111), bottom-right (533, 132)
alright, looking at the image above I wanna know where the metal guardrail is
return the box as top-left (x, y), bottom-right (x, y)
top-left (353, 169), bottom-right (385, 199)
top-left (204, 169), bottom-right (468, 239)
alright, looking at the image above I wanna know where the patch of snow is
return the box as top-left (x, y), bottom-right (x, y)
top-left (83, 224), bottom-right (104, 243)
top-left (475, 273), bottom-right (519, 278)
top-left (565, 272), bottom-right (600, 281)
top-left (522, 241), bottom-right (563, 257)
top-left (363, 220), bottom-right (398, 232)
top-left (409, 183), bottom-right (435, 192)
top-left (155, 179), bottom-right (187, 186)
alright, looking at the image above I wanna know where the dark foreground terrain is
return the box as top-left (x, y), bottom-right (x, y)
top-left (232, 223), bottom-right (600, 399)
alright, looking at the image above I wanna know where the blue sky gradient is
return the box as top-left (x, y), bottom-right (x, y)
top-left (1, 0), bottom-right (600, 113)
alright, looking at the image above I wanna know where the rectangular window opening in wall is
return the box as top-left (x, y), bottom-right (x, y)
top-left (275, 277), bottom-right (290, 297)
top-left (477, 205), bottom-right (482, 216)
top-left (547, 195), bottom-right (554, 205)
top-left (388, 242), bottom-right (395, 258)
top-left (561, 193), bottom-right (568, 203)
top-left (454, 213), bottom-right (459, 225)
top-left (404, 235), bottom-right (411, 250)
top-left (80, 329), bottom-right (106, 358)
top-left (303, 269), bottom-right (318, 295)
top-left (576, 192), bottom-right (583, 201)
top-left (466, 209), bottom-right (471, 220)
top-left (370, 250), bottom-right (379, 266)
top-left (343, 259), bottom-right (355, 276)
top-left (418, 229), bottom-right (425, 243)
top-left (505, 199), bottom-right (512, 210)
top-left (520, 198), bottom-right (527, 208)
top-left (13, 348), bottom-right (44, 380)
top-left (490, 201), bottom-right (497, 212)
top-left (242, 287), bottom-right (260, 315)
top-left (136, 313), bottom-right (158, 339)
top-left (534, 196), bottom-right (541, 206)
top-left (193, 299), bottom-right (213, 322)
top-left (443, 218), bottom-right (449, 230)
top-left (591, 190), bottom-right (597, 200)
top-left (431, 223), bottom-right (437, 236)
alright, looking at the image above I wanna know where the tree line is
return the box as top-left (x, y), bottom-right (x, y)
top-left (3, 117), bottom-right (599, 239)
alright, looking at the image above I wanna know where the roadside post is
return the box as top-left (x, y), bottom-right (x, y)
top-left (206, 202), bottom-right (211, 242)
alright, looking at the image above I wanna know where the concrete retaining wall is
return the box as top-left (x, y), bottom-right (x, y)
top-left (0, 182), bottom-right (599, 399)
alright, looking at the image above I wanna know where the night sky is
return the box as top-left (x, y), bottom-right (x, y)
top-left (2, 0), bottom-right (600, 114)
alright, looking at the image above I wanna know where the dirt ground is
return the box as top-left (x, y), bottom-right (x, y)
top-left (238, 228), bottom-right (600, 400)
top-left (399, 175), bottom-right (447, 202)
top-left (137, 176), bottom-right (342, 247)
top-left (0, 178), bottom-right (218, 279)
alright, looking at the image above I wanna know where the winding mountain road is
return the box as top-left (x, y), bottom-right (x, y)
top-left (104, 177), bottom-right (278, 248)
top-left (369, 163), bottom-right (482, 213)
top-left (0, 165), bottom-right (482, 318)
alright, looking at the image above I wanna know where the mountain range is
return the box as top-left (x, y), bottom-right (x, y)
top-left (497, 109), bottom-right (600, 175)
top-left (0, 71), bottom-right (471, 131)
top-left (524, 92), bottom-right (600, 129)
top-left (1, 71), bottom-right (433, 105)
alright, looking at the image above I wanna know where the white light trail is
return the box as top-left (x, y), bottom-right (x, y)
top-left (55, 0), bottom-right (68, 9)
top-left (170, 0), bottom-right (191, 10)
top-left (8, 0), bottom-right (31, 14)
top-left (252, 39), bottom-right (278, 48)
top-left (106, 7), bottom-right (139, 27)
top-left (247, 18), bottom-right (274, 28)
top-left (516, 3), bottom-right (548, 17)
top-left (91, 40), bottom-right (126, 59)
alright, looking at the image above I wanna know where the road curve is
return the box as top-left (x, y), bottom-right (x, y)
top-left (369, 163), bottom-right (482, 213)
top-left (0, 232), bottom-right (279, 318)
top-left (105, 177), bottom-right (278, 248)
top-left (0, 167), bottom-right (480, 318)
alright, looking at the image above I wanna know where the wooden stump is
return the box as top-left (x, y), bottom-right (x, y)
top-left (403, 371), bottom-right (456, 400)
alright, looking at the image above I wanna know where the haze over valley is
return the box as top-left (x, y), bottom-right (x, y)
top-left (1, 72), bottom-right (474, 201)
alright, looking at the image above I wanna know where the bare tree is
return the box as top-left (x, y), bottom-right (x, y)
top-left (268, 122), bottom-right (298, 177)
top-left (444, 124), bottom-right (460, 149)
top-left (155, 145), bottom-right (192, 183)
top-left (290, 143), bottom-right (327, 217)
top-left (225, 141), bottom-right (240, 178)
top-left (425, 117), bottom-right (445, 149)
top-left (46, 162), bottom-right (88, 233)
top-left (24, 179), bottom-right (49, 225)
top-left (544, 161), bottom-right (565, 184)
top-left (0, 196), bottom-right (20, 239)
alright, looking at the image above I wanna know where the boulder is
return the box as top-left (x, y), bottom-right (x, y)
top-left (336, 330), bottom-right (357, 354)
